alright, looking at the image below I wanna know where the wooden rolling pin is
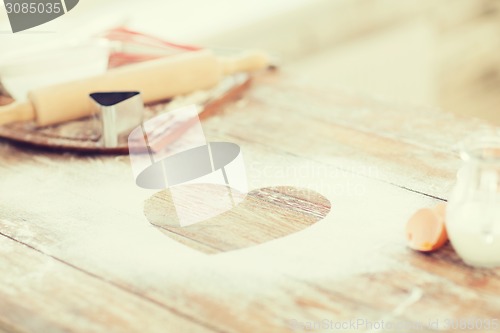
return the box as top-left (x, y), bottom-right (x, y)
top-left (0, 49), bottom-right (270, 127)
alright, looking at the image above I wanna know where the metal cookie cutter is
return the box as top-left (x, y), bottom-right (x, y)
top-left (90, 91), bottom-right (144, 148)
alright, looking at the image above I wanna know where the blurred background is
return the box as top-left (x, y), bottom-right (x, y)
top-left (1, 0), bottom-right (499, 124)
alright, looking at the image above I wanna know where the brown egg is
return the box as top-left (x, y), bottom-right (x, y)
top-left (406, 203), bottom-right (448, 252)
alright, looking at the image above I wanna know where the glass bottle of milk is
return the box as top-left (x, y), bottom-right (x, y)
top-left (447, 134), bottom-right (500, 268)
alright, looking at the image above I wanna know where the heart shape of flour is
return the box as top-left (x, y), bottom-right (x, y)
top-left (144, 185), bottom-right (331, 254)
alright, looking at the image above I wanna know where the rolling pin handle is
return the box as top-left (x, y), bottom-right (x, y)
top-left (219, 50), bottom-right (271, 75)
top-left (0, 102), bottom-right (35, 126)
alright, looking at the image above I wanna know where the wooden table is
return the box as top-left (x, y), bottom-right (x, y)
top-left (0, 73), bottom-right (499, 333)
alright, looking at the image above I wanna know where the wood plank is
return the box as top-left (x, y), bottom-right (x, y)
top-left (0, 75), bottom-right (499, 332)
top-left (0, 234), bottom-right (215, 333)
top-left (204, 73), bottom-right (492, 199)
top-left (4, 142), bottom-right (432, 332)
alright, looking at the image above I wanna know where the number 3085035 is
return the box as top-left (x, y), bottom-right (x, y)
top-left (5, 2), bottom-right (62, 14)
